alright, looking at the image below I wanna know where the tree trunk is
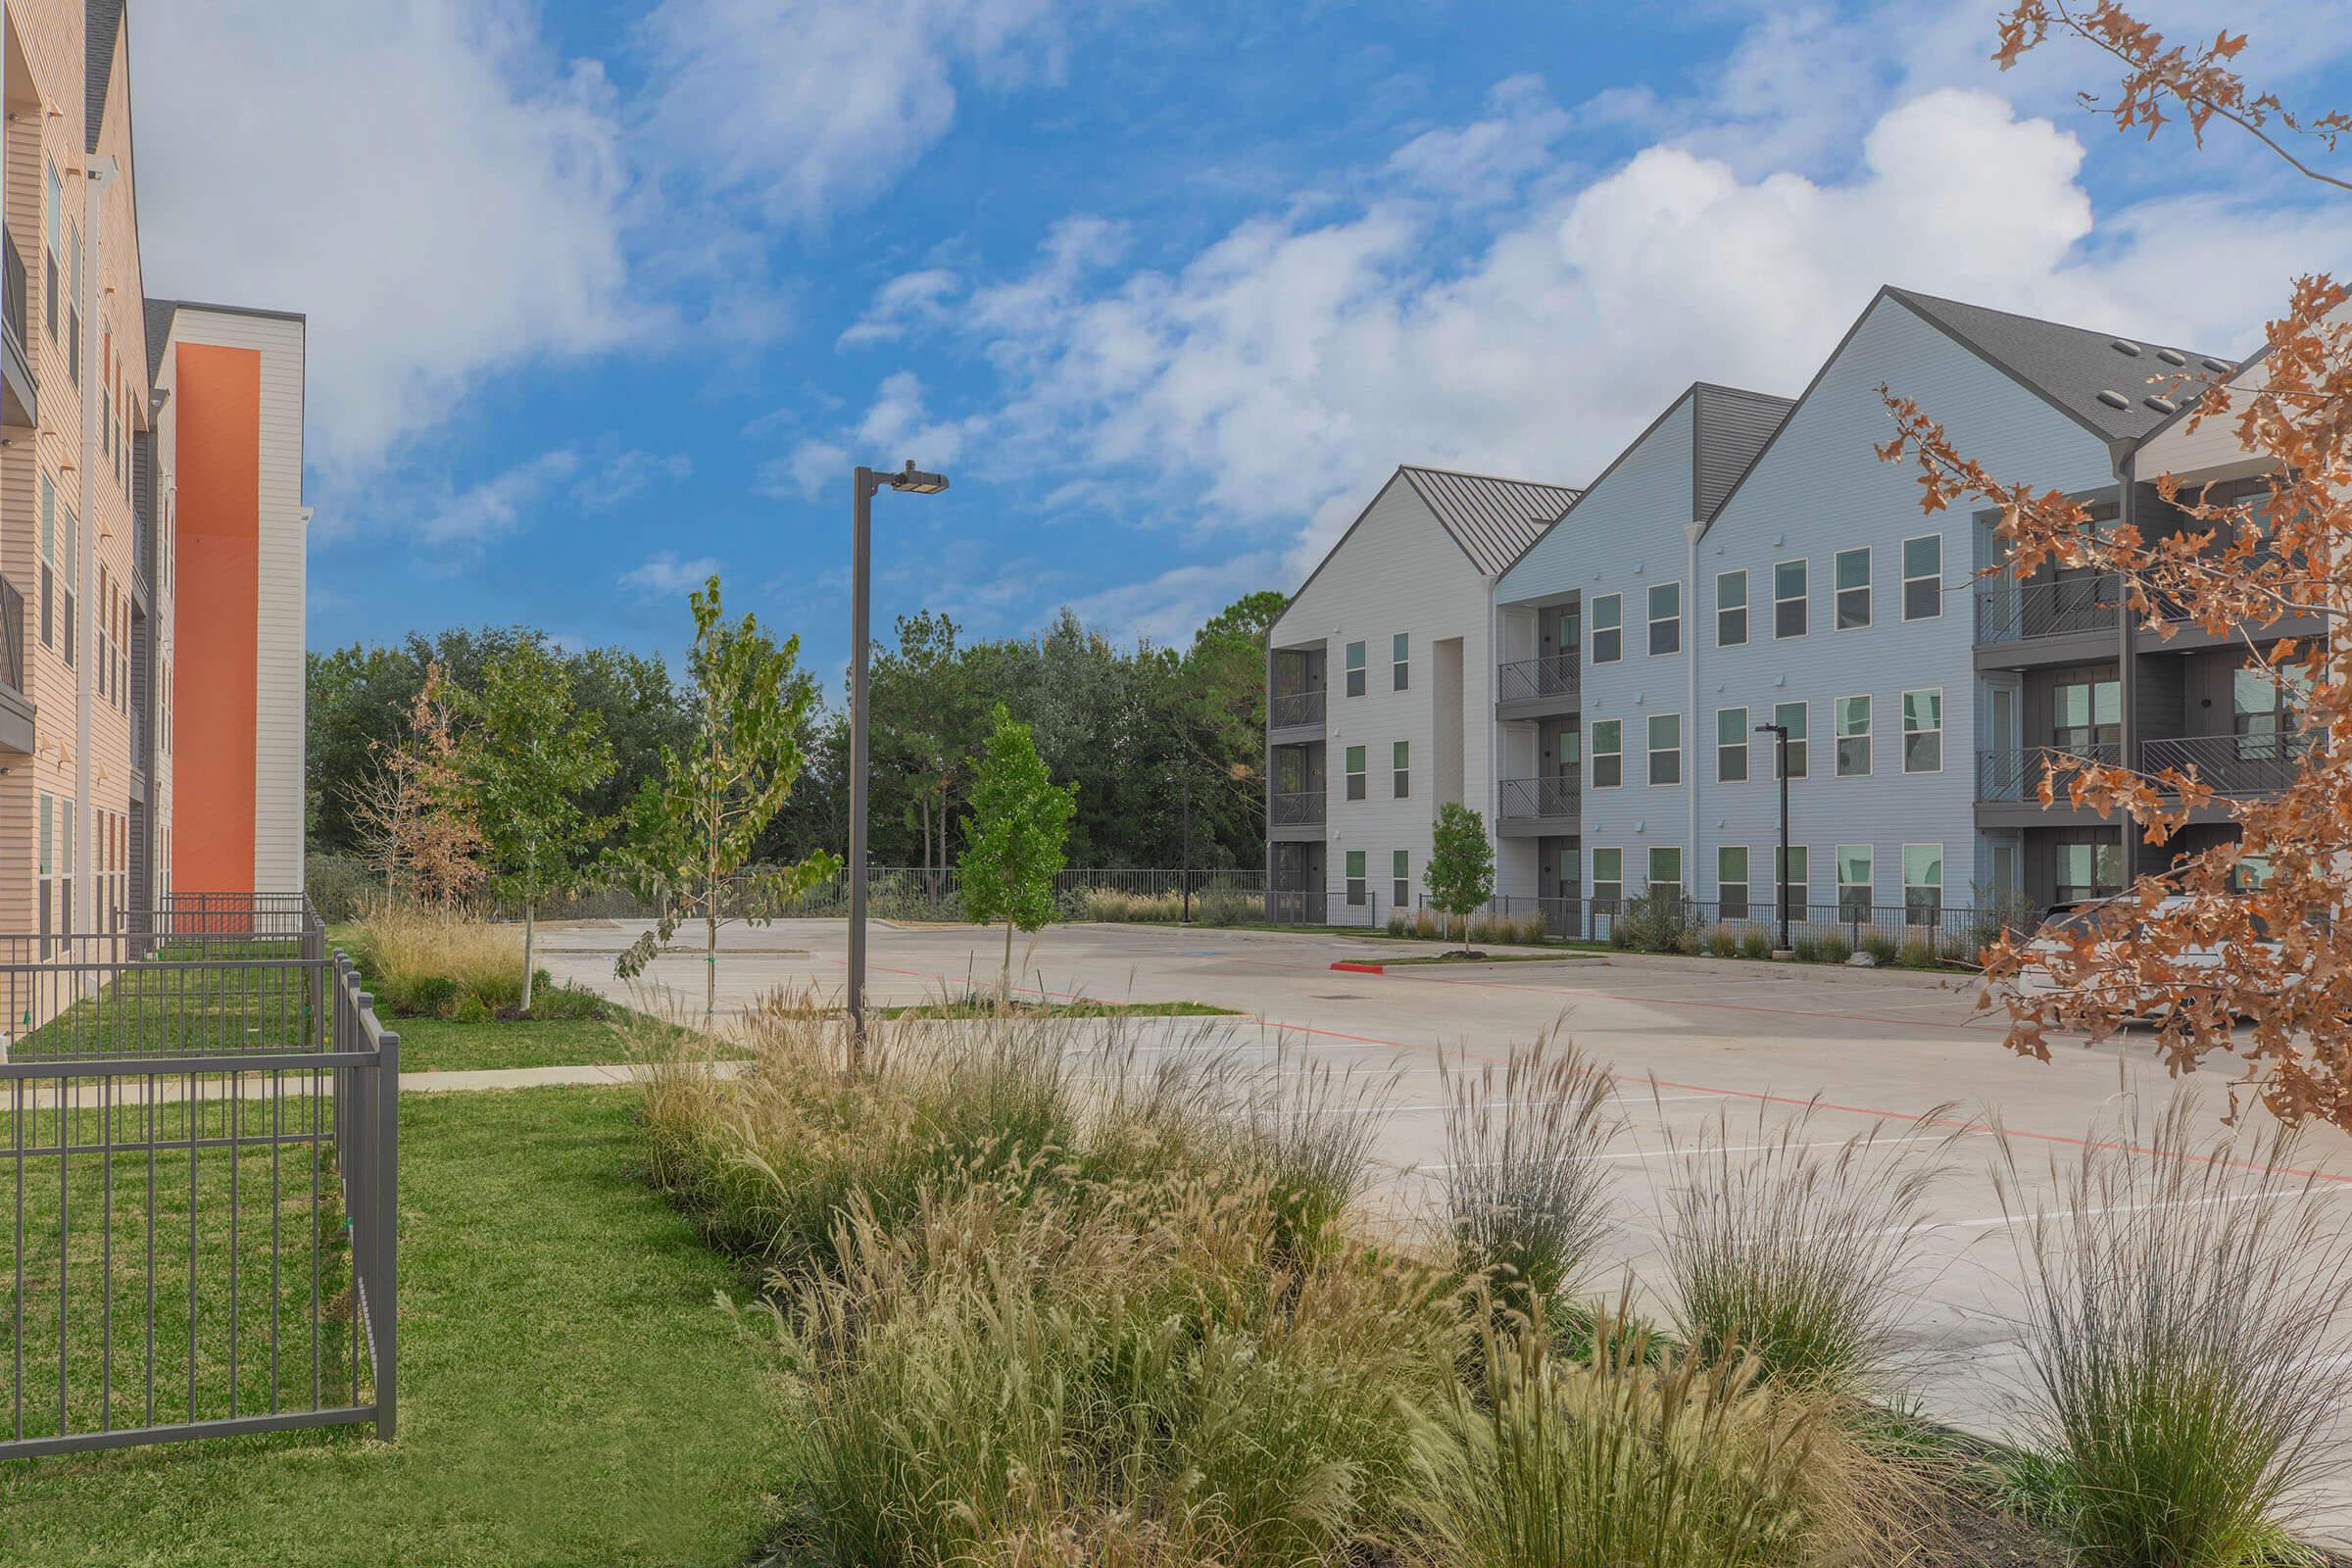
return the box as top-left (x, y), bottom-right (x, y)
top-left (521, 899), bottom-right (537, 1013)
top-left (1001, 917), bottom-right (1014, 1011)
top-left (706, 900), bottom-right (718, 1017)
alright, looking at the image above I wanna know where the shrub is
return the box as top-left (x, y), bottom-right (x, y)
top-left (1613, 888), bottom-right (1700, 954)
top-left (1194, 887), bottom-right (1258, 927)
top-left (1790, 934), bottom-right (1825, 963)
top-left (1740, 927), bottom-right (1774, 961)
top-left (1441, 1035), bottom-right (1621, 1316)
top-left (1819, 932), bottom-right (1852, 965)
top-left (344, 902), bottom-right (525, 1016)
top-left (1078, 886), bottom-right (1184, 923)
top-left (1996, 1094), bottom-right (2352, 1568)
top-left (517, 980), bottom-right (608, 1020)
top-left (1894, 938), bottom-right (1940, 970)
top-left (1861, 933), bottom-right (1897, 966)
top-left (1468, 908), bottom-right (1547, 947)
top-left (1659, 1099), bottom-right (1962, 1397)
top-left (1704, 925), bottom-right (1740, 958)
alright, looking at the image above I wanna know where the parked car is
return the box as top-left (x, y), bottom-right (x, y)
top-left (1999, 892), bottom-right (2272, 1020)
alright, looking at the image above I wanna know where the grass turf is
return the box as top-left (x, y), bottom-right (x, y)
top-left (0, 1087), bottom-right (790, 1567)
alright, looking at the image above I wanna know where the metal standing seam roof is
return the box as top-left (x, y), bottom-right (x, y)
top-left (1396, 466), bottom-right (1583, 576)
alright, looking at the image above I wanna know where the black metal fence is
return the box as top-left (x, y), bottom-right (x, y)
top-left (0, 896), bottom-right (397, 1459)
top-left (1404, 892), bottom-right (2011, 955)
top-left (1975, 572), bottom-right (2121, 643)
top-left (1496, 653), bottom-right (1579, 707)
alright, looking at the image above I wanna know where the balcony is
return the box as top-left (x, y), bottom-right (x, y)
top-left (1269, 688), bottom-right (1326, 733)
top-left (1269, 790), bottom-right (1325, 833)
top-left (2142, 730), bottom-right (2314, 799)
top-left (1497, 774), bottom-right (1579, 837)
top-left (0, 228), bottom-right (31, 431)
top-left (0, 575), bottom-right (31, 757)
top-left (1975, 573), bottom-right (2120, 668)
top-left (1496, 653), bottom-right (1580, 720)
top-left (1975, 742), bottom-right (2122, 827)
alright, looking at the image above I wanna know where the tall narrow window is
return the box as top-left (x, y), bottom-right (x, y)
top-left (1392, 850), bottom-right (1410, 911)
top-left (1835, 694), bottom-right (1870, 776)
top-left (1774, 559), bottom-right (1808, 638)
top-left (1592, 594), bottom-right (1623, 663)
top-left (1902, 534), bottom-right (1942, 620)
top-left (42, 162), bottom-right (59, 342)
top-left (60, 504), bottom-right (75, 667)
top-left (1837, 845), bottom-right (1873, 920)
top-left (1392, 632), bottom-right (1409, 691)
top-left (1345, 850), bottom-right (1366, 907)
top-left (67, 225), bottom-right (80, 386)
top-left (1902, 689), bottom-right (1942, 773)
top-left (1834, 547), bottom-right (1871, 629)
top-left (1716, 707), bottom-right (1748, 783)
top-left (1592, 719), bottom-right (1623, 789)
top-left (1648, 581), bottom-right (1682, 657)
top-left (1345, 744), bottom-right (1366, 801)
top-left (1719, 846), bottom-right (1750, 921)
top-left (1592, 848), bottom-right (1624, 910)
top-left (1903, 844), bottom-right (1943, 924)
top-left (1715, 568), bottom-right (1747, 647)
top-left (1777, 845), bottom-right (1809, 920)
top-left (36, 792), bottom-right (52, 956)
top-left (1647, 712), bottom-right (1682, 787)
top-left (1345, 641), bottom-right (1366, 698)
top-left (1774, 700), bottom-right (1808, 778)
top-left (1648, 846), bottom-right (1683, 899)
top-left (1392, 740), bottom-right (1410, 799)
top-left (37, 475), bottom-right (53, 650)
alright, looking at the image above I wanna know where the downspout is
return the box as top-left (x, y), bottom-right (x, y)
top-left (1687, 521), bottom-right (1702, 899)
top-left (76, 161), bottom-right (113, 931)
top-left (1487, 577), bottom-right (1499, 884)
top-left (2114, 444), bottom-right (2138, 885)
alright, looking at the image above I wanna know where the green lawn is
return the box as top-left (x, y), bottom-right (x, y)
top-left (0, 1088), bottom-right (791, 1567)
top-left (391, 1014), bottom-right (643, 1072)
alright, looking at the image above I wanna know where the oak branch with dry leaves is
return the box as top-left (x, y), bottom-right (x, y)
top-left (1878, 3), bottom-right (2352, 1126)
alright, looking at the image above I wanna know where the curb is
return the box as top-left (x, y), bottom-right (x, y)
top-left (1592, 950), bottom-right (1978, 992)
top-left (1329, 960), bottom-right (1386, 975)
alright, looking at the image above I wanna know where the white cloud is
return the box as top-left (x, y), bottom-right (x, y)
top-left (767, 370), bottom-right (972, 498)
top-left (642, 0), bottom-right (1065, 224)
top-left (1063, 553), bottom-right (1280, 647)
top-left (417, 448), bottom-right (584, 551)
top-left (839, 269), bottom-right (964, 347)
top-left (131, 2), bottom-right (634, 480)
top-left (619, 552), bottom-right (724, 599)
top-left (1387, 74), bottom-right (1572, 207)
top-left (574, 449), bottom-right (694, 511)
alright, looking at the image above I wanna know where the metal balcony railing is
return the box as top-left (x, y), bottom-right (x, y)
top-left (1270, 790), bottom-right (1325, 826)
top-left (1, 230), bottom-right (24, 363)
top-left (1269, 688), bottom-right (1325, 728)
top-left (1499, 775), bottom-right (1580, 822)
top-left (0, 575), bottom-right (20, 693)
top-left (1497, 653), bottom-right (1580, 707)
top-left (2141, 730), bottom-right (2315, 797)
top-left (1976, 573), bottom-right (2122, 644)
top-left (1977, 743), bottom-right (2124, 804)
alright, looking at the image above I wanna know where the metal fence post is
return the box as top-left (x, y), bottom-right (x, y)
top-left (373, 1024), bottom-right (399, 1442)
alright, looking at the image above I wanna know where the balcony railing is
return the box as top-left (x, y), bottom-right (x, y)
top-left (1499, 775), bottom-right (1580, 822)
top-left (1976, 572), bottom-right (2122, 644)
top-left (0, 574), bottom-right (22, 693)
top-left (1497, 653), bottom-right (1580, 707)
top-left (2142, 730), bottom-right (2315, 798)
top-left (2, 232), bottom-right (24, 363)
top-left (1269, 688), bottom-right (1326, 729)
top-left (1270, 790), bottom-right (1325, 827)
top-left (1977, 743), bottom-right (2124, 804)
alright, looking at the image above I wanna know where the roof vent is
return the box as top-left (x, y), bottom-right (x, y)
top-left (2097, 389), bottom-right (2132, 410)
top-left (2156, 348), bottom-right (2186, 368)
top-left (2144, 395), bottom-right (2179, 415)
top-left (2110, 339), bottom-right (2143, 357)
top-left (2201, 357), bottom-right (2232, 374)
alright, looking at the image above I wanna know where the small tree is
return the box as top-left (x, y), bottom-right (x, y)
top-left (457, 641), bottom-right (614, 1012)
top-left (957, 705), bottom-right (1077, 1006)
top-left (352, 661), bottom-right (483, 907)
top-left (612, 576), bottom-right (839, 1014)
top-left (1424, 803), bottom-right (1497, 949)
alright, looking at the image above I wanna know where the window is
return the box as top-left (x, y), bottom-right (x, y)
top-left (1903, 844), bottom-right (1943, 924)
top-left (60, 504), bottom-right (74, 667)
top-left (2054, 838), bottom-right (2122, 906)
top-left (1647, 712), bottom-right (1682, 787)
top-left (1646, 847), bottom-right (1683, 900)
top-left (1592, 848), bottom-right (1624, 911)
top-left (1346, 850), bottom-right (1366, 907)
top-left (1774, 700), bottom-right (1808, 779)
top-left (1648, 581), bottom-right (1681, 657)
top-left (1345, 641), bottom-right (1366, 698)
top-left (43, 162), bottom-right (59, 343)
top-left (36, 792), bottom-right (52, 956)
top-left (1902, 689), bottom-right (1942, 773)
top-left (2053, 676), bottom-right (2122, 752)
top-left (1719, 847), bottom-right (1750, 921)
top-left (67, 225), bottom-right (80, 386)
top-left (1592, 594), bottom-right (1623, 663)
top-left (1777, 845), bottom-right (1809, 920)
top-left (1393, 740), bottom-right (1410, 799)
top-left (1392, 632), bottom-right (1409, 691)
top-left (1716, 707), bottom-right (1748, 783)
top-left (1838, 844), bottom-right (1874, 921)
top-left (1592, 719), bottom-right (1623, 788)
top-left (1834, 547), bottom-right (1871, 630)
top-left (1345, 745), bottom-right (1366, 801)
top-left (1835, 694), bottom-right (1870, 777)
top-left (1393, 850), bottom-right (1410, 910)
top-left (1715, 568), bottom-right (1747, 647)
top-left (1902, 534), bottom-right (1942, 620)
top-left (38, 475), bottom-right (53, 650)
top-left (2233, 664), bottom-right (2298, 748)
top-left (1774, 560), bottom-right (1808, 639)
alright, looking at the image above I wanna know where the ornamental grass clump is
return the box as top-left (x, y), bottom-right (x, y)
top-left (344, 899), bottom-right (525, 1015)
top-left (1659, 1098), bottom-right (1962, 1397)
top-left (1995, 1093), bottom-right (2352, 1568)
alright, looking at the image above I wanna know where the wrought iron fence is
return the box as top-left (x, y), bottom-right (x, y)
top-left (1497, 653), bottom-right (1579, 707)
top-left (1975, 572), bottom-right (2121, 643)
top-left (1411, 892), bottom-right (2013, 955)
top-left (1269, 689), bottom-right (1325, 728)
top-left (1977, 743), bottom-right (2124, 804)
top-left (2140, 730), bottom-right (2315, 797)
top-left (0, 896), bottom-right (397, 1458)
top-left (1262, 887), bottom-right (1380, 929)
top-left (1498, 775), bottom-right (1579, 822)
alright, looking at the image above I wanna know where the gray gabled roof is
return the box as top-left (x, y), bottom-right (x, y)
top-left (1396, 466), bottom-right (1582, 576)
top-left (1691, 383), bottom-right (1794, 520)
top-left (86, 1), bottom-right (124, 154)
top-left (142, 296), bottom-right (175, 381)
top-left (1887, 287), bottom-right (2233, 445)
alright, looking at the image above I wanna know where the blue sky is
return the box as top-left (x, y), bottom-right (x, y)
top-left (124, 1), bottom-right (2352, 675)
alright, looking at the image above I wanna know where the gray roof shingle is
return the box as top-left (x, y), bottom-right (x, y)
top-left (86, 1), bottom-right (124, 154)
top-left (142, 296), bottom-right (175, 382)
top-left (1396, 466), bottom-right (1582, 576)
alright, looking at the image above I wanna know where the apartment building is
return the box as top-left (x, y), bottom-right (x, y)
top-left (1265, 466), bottom-right (1579, 924)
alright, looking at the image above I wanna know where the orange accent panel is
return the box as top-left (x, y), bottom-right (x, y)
top-left (172, 342), bottom-right (263, 896)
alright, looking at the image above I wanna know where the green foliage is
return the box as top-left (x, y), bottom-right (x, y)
top-left (1862, 933), bottom-right (1898, 966)
top-left (1740, 927), bottom-right (1774, 960)
top-left (1424, 803), bottom-right (1497, 938)
top-left (959, 706), bottom-right (1079, 978)
top-left (1819, 932), bottom-right (1853, 964)
top-left (1611, 888), bottom-right (1701, 954)
top-left (305, 850), bottom-right (375, 923)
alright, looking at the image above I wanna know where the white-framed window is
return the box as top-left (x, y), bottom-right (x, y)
top-left (1715, 568), bottom-right (1747, 647)
top-left (1902, 534), bottom-right (1942, 620)
top-left (1834, 546), bottom-right (1871, 630)
top-left (1774, 559), bottom-right (1807, 639)
top-left (1345, 641), bottom-right (1366, 698)
top-left (1346, 849), bottom-right (1366, 906)
top-left (1835, 694), bottom-right (1871, 777)
top-left (1592, 719), bottom-right (1623, 789)
top-left (1903, 844), bottom-right (1943, 924)
top-left (1647, 846), bottom-right (1683, 899)
top-left (1592, 594), bottom-right (1623, 663)
top-left (1775, 700), bottom-right (1807, 779)
top-left (1838, 844), bottom-right (1874, 920)
top-left (1648, 581), bottom-right (1682, 657)
top-left (1392, 632), bottom-right (1409, 692)
top-left (1592, 847), bottom-right (1624, 909)
top-left (1647, 711), bottom-right (1682, 787)
top-left (1392, 740), bottom-right (1410, 799)
top-left (38, 474), bottom-right (53, 650)
top-left (1345, 744), bottom-right (1366, 801)
top-left (1719, 846), bottom-right (1750, 921)
top-left (60, 502), bottom-right (75, 668)
top-left (1393, 850), bottom-right (1410, 910)
top-left (43, 161), bottom-right (60, 342)
top-left (1777, 845), bottom-right (1808, 919)
top-left (36, 791), bottom-right (53, 955)
top-left (1716, 707), bottom-right (1748, 783)
top-left (1902, 689), bottom-right (1943, 774)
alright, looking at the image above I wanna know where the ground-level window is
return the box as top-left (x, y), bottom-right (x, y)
top-left (1717, 707), bottom-right (1748, 783)
top-left (1393, 850), bottom-right (1410, 910)
top-left (1719, 846), bottom-right (1749, 921)
top-left (1777, 845), bottom-right (1809, 920)
top-left (36, 792), bottom-right (53, 956)
top-left (1346, 850), bottom-right (1366, 906)
top-left (1903, 844), bottom-right (1943, 924)
top-left (1648, 846), bottom-right (1683, 899)
top-left (1346, 745), bottom-right (1366, 801)
top-left (1838, 844), bottom-right (1873, 921)
top-left (1592, 848), bottom-right (1623, 911)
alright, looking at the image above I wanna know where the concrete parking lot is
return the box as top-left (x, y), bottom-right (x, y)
top-left (541, 915), bottom-right (2352, 1541)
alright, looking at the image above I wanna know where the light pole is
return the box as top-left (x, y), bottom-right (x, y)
top-left (848, 460), bottom-right (949, 1068)
top-left (1179, 768), bottom-right (1193, 923)
top-left (1755, 721), bottom-right (1791, 954)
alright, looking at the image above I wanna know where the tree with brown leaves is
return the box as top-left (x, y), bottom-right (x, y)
top-left (351, 662), bottom-right (485, 908)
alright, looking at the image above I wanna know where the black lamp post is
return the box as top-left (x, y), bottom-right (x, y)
top-left (848, 461), bottom-right (949, 1068)
top-left (1755, 721), bottom-right (1791, 953)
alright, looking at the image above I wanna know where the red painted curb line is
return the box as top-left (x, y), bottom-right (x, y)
top-left (1329, 960), bottom-right (1385, 975)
